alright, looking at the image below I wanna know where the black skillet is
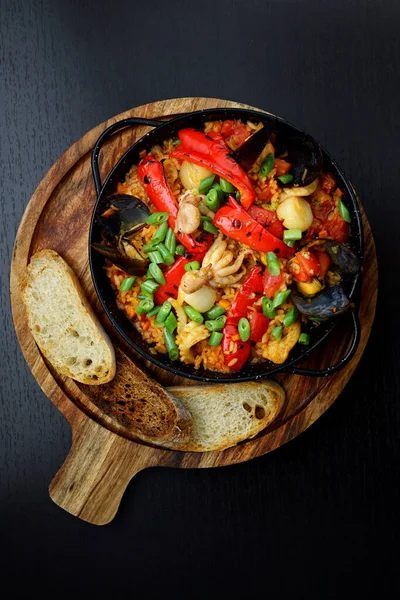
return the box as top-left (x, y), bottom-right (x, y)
top-left (89, 108), bottom-right (363, 383)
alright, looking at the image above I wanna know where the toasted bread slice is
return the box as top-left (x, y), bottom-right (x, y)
top-left (22, 249), bottom-right (116, 385)
top-left (167, 381), bottom-right (285, 452)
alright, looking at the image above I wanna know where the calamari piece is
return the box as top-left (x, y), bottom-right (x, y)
top-left (176, 321), bottom-right (210, 364)
top-left (168, 298), bottom-right (188, 334)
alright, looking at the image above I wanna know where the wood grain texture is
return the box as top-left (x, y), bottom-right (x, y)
top-left (10, 97), bottom-right (377, 524)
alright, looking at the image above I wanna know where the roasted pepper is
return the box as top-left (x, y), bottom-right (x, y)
top-left (138, 155), bottom-right (210, 254)
top-left (213, 196), bottom-right (294, 258)
top-left (170, 128), bottom-right (256, 210)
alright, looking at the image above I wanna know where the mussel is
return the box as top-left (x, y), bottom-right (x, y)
top-left (274, 132), bottom-right (323, 186)
top-left (232, 120), bottom-right (276, 172)
top-left (291, 241), bottom-right (361, 319)
top-left (91, 194), bottom-right (150, 276)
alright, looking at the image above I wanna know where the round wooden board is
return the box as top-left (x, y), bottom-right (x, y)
top-left (10, 97), bottom-right (377, 525)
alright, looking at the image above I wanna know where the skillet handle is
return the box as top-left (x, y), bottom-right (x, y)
top-left (91, 117), bottom-right (165, 196)
top-left (284, 310), bottom-right (361, 377)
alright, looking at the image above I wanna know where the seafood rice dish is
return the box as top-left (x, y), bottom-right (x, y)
top-left (92, 118), bottom-right (360, 374)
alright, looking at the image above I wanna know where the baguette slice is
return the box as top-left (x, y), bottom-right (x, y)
top-left (167, 381), bottom-right (285, 452)
top-left (22, 249), bottom-right (116, 385)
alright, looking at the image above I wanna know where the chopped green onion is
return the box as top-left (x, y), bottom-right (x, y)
top-left (338, 198), bottom-right (351, 223)
top-left (184, 260), bottom-right (201, 271)
top-left (259, 153), bottom-right (275, 177)
top-left (211, 182), bottom-right (224, 202)
top-left (298, 332), bottom-right (310, 345)
top-left (165, 311), bottom-right (177, 334)
top-left (163, 329), bottom-right (179, 360)
top-left (184, 305), bottom-right (204, 323)
top-left (238, 317), bottom-right (250, 342)
top-left (266, 251), bottom-right (280, 277)
top-left (235, 191), bottom-right (241, 201)
top-left (135, 297), bottom-right (154, 314)
top-left (200, 215), bottom-right (212, 223)
top-left (156, 243), bottom-right (175, 266)
top-left (205, 315), bottom-right (226, 332)
top-left (151, 220), bottom-right (169, 245)
top-left (205, 306), bottom-right (226, 320)
top-left (175, 244), bottom-right (186, 256)
top-left (271, 325), bottom-right (283, 340)
top-left (198, 175), bottom-right (215, 194)
top-left (148, 263), bottom-right (166, 285)
top-left (208, 331), bottom-right (223, 346)
top-left (148, 250), bottom-right (163, 264)
top-left (283, 228), bottom-right (302, 242)
top-left (219, 178), bottom-right (236, 193)
top-left (119, 276), bottom-right (136, 291)
top-left (154, 301), bottom-right (172, 324)
top-left (262, 296), bottom-right (276, 319)
top-left (285, 239), bottom-right (296, 248)
top-left (147, 305), bottom-right (161, 318)
top-left (283, 306), bottom-right (299, 328)
top-left (165, 227), bottom-right (177, 256)
top-left (146, 212), bottom-right (169, 225)
top-left (205, 188), bottom-right (221, 212)
top-left (138, 292), bottom-right (153, 300)
top-left (203, 220), bottom-right (219, 235)
top-left (272, 289), bottom-right (291, 308)
top-left (141, 279), bottom-right (159, 294)
top-left (278, 174), bottom-right (294, 184)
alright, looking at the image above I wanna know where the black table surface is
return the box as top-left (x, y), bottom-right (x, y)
top-left (1, 0), bottom-right (399, 596)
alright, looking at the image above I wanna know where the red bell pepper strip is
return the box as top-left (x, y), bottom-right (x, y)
top-left (170, 128), bottom-right (256, 210)
top-left (222, 323), bottom-right (251, 371)
top-left (213, 196), bottom-right (294, 258)
top-left (248, 205), bottom-right (285, 239)
top-left (249, 311), bottom-right (270, 342)
top-left (229, 265), bottom-right (264, 322)
top-left (138, 155), bottom-right (210, 254)
top-left (263, 269), bottom-right (284, 298)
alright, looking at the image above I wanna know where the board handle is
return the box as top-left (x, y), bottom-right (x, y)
top-left (49, 410), bottom-right (159, 525)
top-left (91, 117), bottom-right (165, 195)
top-left (284, 310), bottom-right (361, 377)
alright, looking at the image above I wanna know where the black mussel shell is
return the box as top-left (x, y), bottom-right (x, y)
top-left (292, 285), bottom-right (351, 319)
top-left (321, 239), bottom-right (361, 278)
top-left (90, 243), bottom-right (148, 276)
top-left (232, 120), bottom-right (276, 172)
top-left (275, 134), bottom-right (323, 186)
top-left (98, 194), bottom-right (150, 242)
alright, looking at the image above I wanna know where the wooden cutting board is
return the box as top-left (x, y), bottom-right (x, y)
top-left (10, 97), bottom-right (378, 525)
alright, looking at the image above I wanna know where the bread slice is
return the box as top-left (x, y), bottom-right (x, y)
top-left (167, 381), bottom-right (285, 452)
top-left (22, 249), bottom-right (116, 385)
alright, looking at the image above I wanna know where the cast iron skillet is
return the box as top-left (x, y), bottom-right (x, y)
top-left (89, 108), bottom-right (363, 382)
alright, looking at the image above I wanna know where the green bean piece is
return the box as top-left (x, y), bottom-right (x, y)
top-left (151, 220), bottom-right (169, 245)
top-left (165, 311), bottom-right (177, 334)
top-left (175, 244), bottom-right (186, 256)
top-left (143, 242), bottom-right (159, 254)
top-left (165, 227), bottom-right (177, 256)
top-left (235, 191), bottom-right (241, 201)
top-left (208, 331), bottom-right (223, 346)
top-left (205, 306), bottom-right (226, 319)
top-left (266, 251), bottom-right (281, 277)
top-left (272, 289), bottom-right (291, 308)
top-left (119, 276), bottom-right (136, 291)
top-left (283, 228), bottom-right (302, 241)
top-left (205, 315), bottom-right (226, 332)
top-left (338, 198), bottom-right (351, 223)
top-left (138, 292), bottom-right (154, 300)
top-left (184, 260), bottom-right (201, 272)
top-left (203, 220), bottom-right (219, 235)
top-left (238, 317), bottom-right (251, 342)
top-left (259, 153), bottom-right (275, 177)
top-left (184, 305), bottom-right (204, 324)
top-left (147, 305), bottom-right (161, 318)
top-left (141, 279), bottom-right (159, 294)
top-left (298, 332), bottom-right (310, 345)
top-left (146, 212), bottom-right (169, 225)
top-left (156, 243), bottom-right (175, 266)
top-left (171, 139), bottom-right (181, 146)
top-left (198, 174), bottom-right (215, 194)
top-left (283, 307), bottom-right (299, 328)
top-left (135, 297), bottom-right (155, 315)
top-left (149, 250), bottom-right (163, 264)
top-left (262, 296), bottom-right (276, 319)
top-left (163, 329), bottom-right (179, 360)
top-left (219, 178), bottom-right (236, 193)
top-left (148, 263), bottom-right (166, 285)
top-left (278, 174), bottom-right (294, 184)
top-left (211, 182), bottom-right (224, 202)
top-left (154, 301), bottom-right (172, 325)
top-left (205, 188), bottom-right (221, 212)
top-left (285, 239), bottom-right (296, 248)
top-left (271, 325), bottom-right (283, 340)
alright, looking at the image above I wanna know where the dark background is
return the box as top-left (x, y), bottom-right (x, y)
top-left (1, 0), bottom-right (399, 597)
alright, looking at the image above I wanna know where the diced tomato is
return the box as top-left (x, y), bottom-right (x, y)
top-left (313, 249), bottom-right (331, 279)
top-left (321, 212), bottom-right (350, 243)
top-left (320, 173), bottom-right (337, 194)
top-left (221, 120), bottom-right (251, 149)
top-left (263, 269), bottom-right (284, 298)
top-left (290, 250), bottom-right (321, 282)
top-left (248, 206), bottom-right (285, 239)
top-left (257, 179), bottom-right (275, 201)
top-left (274, 158), bottom-right (292, 176)
top-left (249, 311), bottom-right (270, 342)
top-left (311, 188), bottom-right (335, 222)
